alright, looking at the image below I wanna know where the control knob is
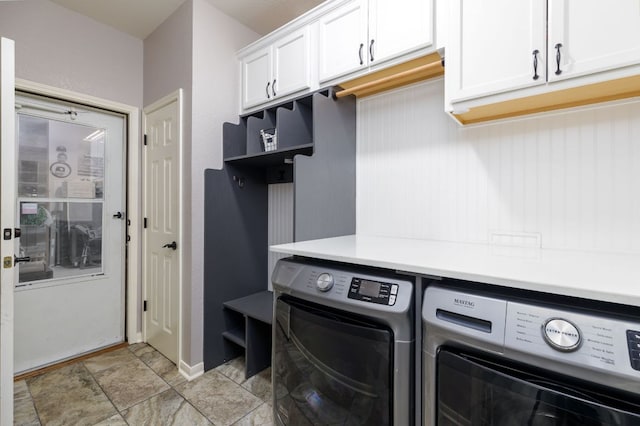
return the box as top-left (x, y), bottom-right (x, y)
top-left (316, 273), bottom-right (334, 292)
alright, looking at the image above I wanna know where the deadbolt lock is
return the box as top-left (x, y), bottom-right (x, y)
top-left (3, 256), bottom-right (12, 269)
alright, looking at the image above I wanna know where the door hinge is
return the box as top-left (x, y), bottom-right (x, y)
top-left (143, 218), bottom-right (148, 228)
top-left (143, 300), bottom-right (147, 312)
top-left (143, 134), bottom-right (147, 146)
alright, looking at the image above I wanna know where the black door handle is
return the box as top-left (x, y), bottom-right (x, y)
top-left (14, 255), bottom-right (31, 265)
top-left (369, 39), bottom-right (375, 62)
top-left (163, 241), bottom-right (177, 250)
top-left (113, 212), bottom-right (124, 219)
top-left (272, 79), bottom-right (277, 97)
top-left (266, 82), bottom-right (271, 99)
top-left (532, 49), bottom-right (540, 80)
top-left (358, 43), bottom-right (364, 65)
top-left (554, 43), bottom-right (563, 75)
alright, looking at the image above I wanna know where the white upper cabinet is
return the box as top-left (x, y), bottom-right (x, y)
top-left (319, 0), bottom-right (434, 83)
top-left (241, 27), bottom-right (311, 110)
top-left (547, 0), bottom-right (640, 82)
top-left (448, 0), bottom-right (546, 103)
top-left (369, 0), bottom-right (433, 65)
top-left (448, 0), bottom-right (640, 110)
top-left (242, 47), bottom-right (273, 109)
top-left (318, 0), bottom-right (368, 82)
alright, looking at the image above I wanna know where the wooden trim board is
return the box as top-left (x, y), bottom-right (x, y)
top-left (14, 342), bottom-right (129, 382)
top-left (454, 74), bottom-right (640, 124)
top-left (336, 52), bottom-right (444, 99)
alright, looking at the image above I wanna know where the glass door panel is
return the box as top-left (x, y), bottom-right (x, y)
top-left (17, 113), bottom-right (106, 285)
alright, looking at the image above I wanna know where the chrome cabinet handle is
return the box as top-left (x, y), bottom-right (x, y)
top-left (532, 49), bottom-right (540, 80)
top-left (272, 79), bottom-right (276, 97)
top-left (369, 39), bottom-right (375, 62)
top-left (266, 82), bottom-right (271, 99)
top-left (554, 43), bottom-right (563, 75)
top-left (358, 43), bottom-right (364, 65)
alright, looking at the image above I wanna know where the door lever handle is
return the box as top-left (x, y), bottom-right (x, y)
top-left (113, 212), bottom-right (124, 219)
top-left (14, 255), bottom-right (31, 265)
top-left (163, 241), bottom-right (177, 250)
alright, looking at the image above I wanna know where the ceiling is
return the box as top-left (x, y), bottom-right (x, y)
top-left (50, 0), bottom-right (325, 39)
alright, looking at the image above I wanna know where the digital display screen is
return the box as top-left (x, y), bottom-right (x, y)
top-left (359, 280), bottom-right (381, 297)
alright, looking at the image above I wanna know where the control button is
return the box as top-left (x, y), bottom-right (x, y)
top-left (389, 295), bottom-right (396, 305)
top-left (542, 318), bottom-right (581, 352)
top-left (316, 273), bottom-right (334, 292)
top-left (627, 330), bottom-right (640, 342)
top-left (629, 341), bottom-right (640, 351)
top-left (391, 285), bottom-right (398, 295)
top-left (631, 359), bottom-right (640, 371)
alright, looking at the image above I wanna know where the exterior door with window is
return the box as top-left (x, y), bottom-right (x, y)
top-left (14, 93), bottom-right (126, 373)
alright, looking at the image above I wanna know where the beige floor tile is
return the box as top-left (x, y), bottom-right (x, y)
top-left (215, 356), bottom-right (246, 384)
top-left (83, 348), bottom-right (138, 374)
top-left (175, 370), bottom-right (262, 426)
top-left (123, 388), bottom-right (211, 426)
top-left (129, 343), bottom-right (156, 358)
top-left (92, 357), bottom-right (169, 411)
top-left (14, 380), bottom-right (40, 426)
top-left (27, 363), bottom-right (117, 426)
top-left (241, 368), bottom-right (272, 402)
top-left (139, 350), bottom-right (186, 387)
top-left (233, 403), bottom-right (273, 426)
top-left (91, 413), bottom-right (128, 426)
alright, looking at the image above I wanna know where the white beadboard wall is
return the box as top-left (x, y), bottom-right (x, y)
top-left (356, 79), bottom-right (640, 254)
top-left (268, 183), bottom-right (294, 289)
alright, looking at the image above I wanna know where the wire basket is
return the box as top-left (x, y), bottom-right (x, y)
top-left (260, 128), bottom-right (277, 152)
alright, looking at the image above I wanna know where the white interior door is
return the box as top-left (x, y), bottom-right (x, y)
top-left (273, 26), bottom-right (311, 98)
top-left (143, 93), bottom-right (181, 364)
top-left (13, 93), bottom-right (126, 373)
top-left (242, 46), bottom-right (272, 109)
top-left (0, 36), bottom-right (16, 426)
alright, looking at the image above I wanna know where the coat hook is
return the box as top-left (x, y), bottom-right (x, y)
top-left (233, 175), bottom-right (245, 188)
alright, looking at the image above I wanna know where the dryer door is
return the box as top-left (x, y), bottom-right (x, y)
top-left (437, 349), bottom-right (640, 425)
top-left (274, 296), bottom-right (393, 425)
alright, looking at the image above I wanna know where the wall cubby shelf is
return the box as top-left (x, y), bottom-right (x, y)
top-left (203, 89), bottom-right (356, 372)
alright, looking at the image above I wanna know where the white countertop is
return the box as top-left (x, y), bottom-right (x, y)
top-left (270, 235), bottom-right (640, 307)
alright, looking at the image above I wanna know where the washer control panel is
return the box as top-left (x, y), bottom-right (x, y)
top-left (348, 277), bottom-right (398, 306)
top-left (626, 330), bottom-right (640, 371)
top-left (506, 302), bottom-right (640, 378)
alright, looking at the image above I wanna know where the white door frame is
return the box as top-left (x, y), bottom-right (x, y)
top-left (15, 78), bottom-right (143, 344)
top-left (1, 36), bottom-right (16, 426)
top-left (142, 89), bottom-right (184, 373)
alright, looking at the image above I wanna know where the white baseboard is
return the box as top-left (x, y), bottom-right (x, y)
top-left (179, 360), bottom-right (204, 381)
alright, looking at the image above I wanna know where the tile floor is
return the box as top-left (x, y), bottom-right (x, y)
top-left (14, 344), bottom-right (274, 426)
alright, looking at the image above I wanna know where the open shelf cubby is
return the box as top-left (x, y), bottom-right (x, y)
top-left (204, 89), bottom-right (356, 374)
top-left (223, 96), bottom-right (314, 168)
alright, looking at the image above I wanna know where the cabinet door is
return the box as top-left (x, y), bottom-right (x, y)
top-left (548, 0), bottom-right (640, 82)
top-left (273, 26), bottom-right (311, 98)
top-left (369, 0), bottom-right (433, 65)
top-left (449, 0), bottom-right (546, 103)
top-left (242, 46), bottom-right (272, 109)
top-left (318, 0), bottom-right (368, 82)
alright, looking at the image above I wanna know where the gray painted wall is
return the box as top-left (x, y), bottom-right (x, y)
top-left (0, 0), bottom-right (143, 108)
top-left (144, 0), bottom-right (258, 366)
